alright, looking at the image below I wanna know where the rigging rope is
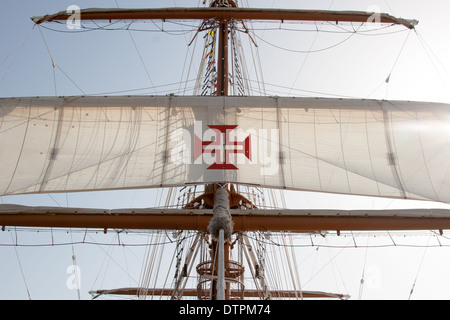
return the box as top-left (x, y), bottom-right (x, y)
top-left (127, 31), bottom-right (158, 94)
top-left (413, 29), bottom-right (450, 100)
top-left (10, 230), bottom-right (32, 300)
top-left (87, 232), bottom-right (138, 295)
top-left (253, 25), bottom-right (359, 54)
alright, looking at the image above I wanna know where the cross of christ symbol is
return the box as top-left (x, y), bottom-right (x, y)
top-left (194, 125), bottom-right (251, 170)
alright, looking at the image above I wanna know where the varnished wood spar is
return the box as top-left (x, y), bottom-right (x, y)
top-left (32, 7), bottom-right (418, 29)
top-left (1, 208), bottom-right (450, 232)
top-left (89, 287), bottom-right (349, 299)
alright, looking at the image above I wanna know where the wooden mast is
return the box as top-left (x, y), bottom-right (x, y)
top-left (207, 0), bottom-right (234, 300)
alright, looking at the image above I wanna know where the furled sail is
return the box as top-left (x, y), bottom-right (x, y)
top-left (1, 95), bottom-right (449, 203)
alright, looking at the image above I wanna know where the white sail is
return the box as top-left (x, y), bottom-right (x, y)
top-left (1, 95), bottom-right (449, 203)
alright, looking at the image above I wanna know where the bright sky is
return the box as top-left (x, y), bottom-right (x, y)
top-left (1, 0), bottom-right (450, 300)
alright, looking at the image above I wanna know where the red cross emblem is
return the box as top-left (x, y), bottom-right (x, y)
top-left (194, 125), bottom-right (251, 170)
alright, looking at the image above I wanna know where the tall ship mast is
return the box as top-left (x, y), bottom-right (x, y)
top-left (1, 1), bottom-right (450, 300)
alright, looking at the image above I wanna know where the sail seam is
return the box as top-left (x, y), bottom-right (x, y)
top-left (415, 113), bottom-right (440, 201)
top-left (3, 101), bottom-right (32, 195)
top-left (365, 109), bottom-right (381, 196)
top-left (339, 108), bottom-right (352, 194)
